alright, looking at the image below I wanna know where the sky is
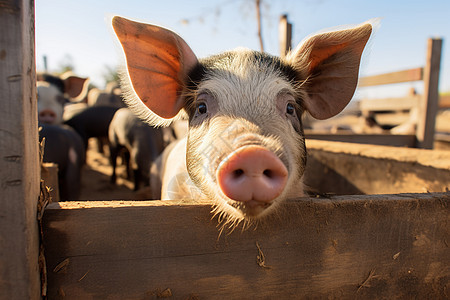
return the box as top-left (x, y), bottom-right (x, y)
top-left (35, 0), bottom-right (450, 99)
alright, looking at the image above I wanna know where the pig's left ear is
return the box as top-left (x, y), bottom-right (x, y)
top-left (286, 22), bottom-right (372, 120)
top-left (60, 72), bottom-right (90, 101)
top-left (112, 16), bottom-right (198, 123)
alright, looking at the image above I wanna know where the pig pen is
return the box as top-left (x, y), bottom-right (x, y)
top-left (2, 2), bottom-right (448, 298)
top-left (42, 140), bottom-right (450, 299)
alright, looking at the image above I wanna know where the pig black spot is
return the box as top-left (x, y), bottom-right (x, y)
top-left (187, 63), bottom-right (207, 85)
top-left (185, 63), bottom-right (207, 113)
top-left (249, 51), bottom-right (298, 83)
top-left (37, 74), bottom-right (65, 93)
top-left (200, 50), bottom-right (299, 85)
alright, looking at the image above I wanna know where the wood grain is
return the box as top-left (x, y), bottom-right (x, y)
top-left (43, 193), bottom-right (449, 299)
top-left (358, 67), bottom-right (423, 87)
top-left (305, 132), bottom-right (416, 148)
top-left (0, 1), bottom-right (40, 299)
top-left (416, 38), bottom-right (442, 149)
top-left (359, 95), bottom-right (421, 112)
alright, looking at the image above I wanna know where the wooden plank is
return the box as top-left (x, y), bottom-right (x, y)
top-left (43, 193), bottom-right (449, 299)
top-left (416, 38), bottom-right (442, 149)
top-left (278, 14), bottom-right (292, 58)
top-left (304, 139), bottom-right (450, 195)
top-left (358, 67), bottom-right (423, 87)
top-left (305, 132), bottom-right (416, 147)
top-left (0, 1), bottom-right (41, 300)
top-left (435, 132), bottom-right (450, 143)
top-left (305, 139), bottom-right (450, 171)
top-left (440, 94), bottom-right (450, 108)
top-left (359, 95), bottom-right (420, 112)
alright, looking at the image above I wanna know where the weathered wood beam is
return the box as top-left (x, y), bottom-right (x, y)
top-left (305, 132), bottom-right (417, 148)
top-left (0, 1), bottom-right (41, 299)
top-left (358, 67), bottom-right (423, 87)
top-left (416, 38), bottom-right (442, 149)
top-left (43, 193), bottom-right (449, 299)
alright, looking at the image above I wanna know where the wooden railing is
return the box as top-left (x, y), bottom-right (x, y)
top-left (359, 38), bottom-right (442, 149)
top-left (307, 38), bottom-right (443, 149)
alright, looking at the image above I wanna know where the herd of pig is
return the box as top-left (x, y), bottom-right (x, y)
top-left (38, 72), bottom-right (172, 200)
top-left (38, 16), bottom-right (374, 226)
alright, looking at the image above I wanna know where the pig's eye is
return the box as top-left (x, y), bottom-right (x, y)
top-left (196, 102), bottom-right (207, 115)
top-left (286, 103), bottom-right (295, 115)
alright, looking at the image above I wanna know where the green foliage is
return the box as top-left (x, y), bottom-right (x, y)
top-left (57, 54), bottom-right (75, 74)
top-left (102, 65), bottom-right (120, 85)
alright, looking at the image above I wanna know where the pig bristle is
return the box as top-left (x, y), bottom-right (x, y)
top-left (211, 200), bottom-right (268, 235)
top-left (211, 204), bottom-right (246, 234)
top-left (117, 65), bottom-right (187, 128)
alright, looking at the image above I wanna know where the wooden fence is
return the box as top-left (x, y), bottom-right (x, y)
top-left (305, 37), bottom-right (443, 149)
top-left (0, 1), bottom-right (41, 299)
top-left (1, 5), bottom-right (449, 299)
top-left (42, 140), bottom-right (450, 299)
top-left (43, 192), bottom-right (449, 299)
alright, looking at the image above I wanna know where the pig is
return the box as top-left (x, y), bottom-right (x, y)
top-left (63, 105), bottom-right (120, 152)
top-left (37, 72), bottom-right (89, 200)
top-left (39, 124), bottom-right (85, 201)
top-left (37, 72), bottom-right (89, 124)
top-left (111, 16), bottom-right (373, 225)
top-left (108, 108), bottom-right (166, 191)
top-left (87, 81), bottom-right (126, 108)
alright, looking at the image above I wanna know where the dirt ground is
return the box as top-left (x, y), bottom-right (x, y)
top-left (79, 140), bottom-right (152, 201)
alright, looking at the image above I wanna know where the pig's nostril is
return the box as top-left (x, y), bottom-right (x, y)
top-left (217, 146), bottom-right (288, 203)
top-left (233, 169), bottom-right (244, 178)
top-left (263, 169), bottom-right (272, 178)
top-left (40, 110), bottom-right (56, 118)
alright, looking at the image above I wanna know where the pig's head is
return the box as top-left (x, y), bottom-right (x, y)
top-left (37, 72), bottom-right (89, 124)
top-left (112, 16), bottom-right (372, 223)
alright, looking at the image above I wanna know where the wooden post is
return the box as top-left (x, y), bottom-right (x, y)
top-left (279, 14), bottom-right (292, 58)
top-left (255, 0), bottom-right (264, 52)
top-left (0, 1), bottom-right (41, 299)
top-left (43, 55), bottom-right (48, 72)
top-left (416, 38), bottom-right (442, 149)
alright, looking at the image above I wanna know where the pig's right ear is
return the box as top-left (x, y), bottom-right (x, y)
top-left (286, 22), bottom-right (372, 120)
top-left (112, 16), bottom-right (198, 125)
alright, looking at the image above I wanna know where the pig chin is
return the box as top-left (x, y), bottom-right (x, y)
top-left (210, 186), bottom-right (289, 225)
top-left (223, 196), bottom-right (281, 220)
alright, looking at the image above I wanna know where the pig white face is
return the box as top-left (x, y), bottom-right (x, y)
top-left (37, 73), bottom-right (89, 124)
top-left (112, 16), bottom-right (372, 225)
top-left (37, 82), bottom-right (66, 124)
top-left (184, 51), bottom-right (306, 221)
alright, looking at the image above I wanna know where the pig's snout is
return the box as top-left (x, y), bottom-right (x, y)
top-left (217, 146), bottom-right (288, 204)
top-left (39, 109), bottom-right (57, 124)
